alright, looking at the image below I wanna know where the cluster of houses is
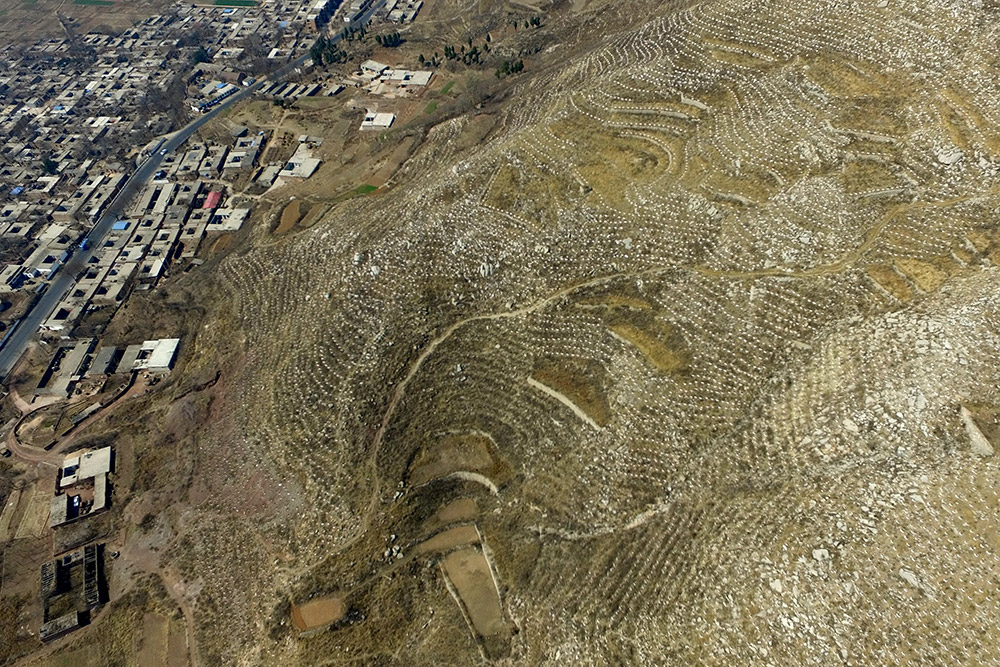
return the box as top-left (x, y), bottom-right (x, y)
top-left (0, 0), bottom-right (437, 648)
top-left (0, 0), bottom-right (342, 346)
top-left (383, 0), bottom-right (424, 23)
top-left (1, 130), bottom-right (262, 338)
top-left (35, 337), bottom-right (180, 399)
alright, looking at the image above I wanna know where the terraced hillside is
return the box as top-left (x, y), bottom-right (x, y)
top-left (174, 0), bottom-right (1000, 663)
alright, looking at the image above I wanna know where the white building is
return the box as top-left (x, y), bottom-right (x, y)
top-left (133, 338), bottom-right (180, 373)
top-left (361, 111), bottom-right (395, 130)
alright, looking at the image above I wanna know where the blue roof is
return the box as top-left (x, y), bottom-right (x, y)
top-left (11, 186), bottom-right (23, 195)
top-left (112, 221), bottom-right (129, 230)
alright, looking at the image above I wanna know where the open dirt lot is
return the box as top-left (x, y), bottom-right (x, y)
top-left (0, 0), bottom-right (171, 43)
top-left (290, 594), bottom-right (346, 632)
top-left (441, 547), bottom-right (506, 640)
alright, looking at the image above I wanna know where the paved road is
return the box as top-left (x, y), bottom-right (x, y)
top-left (0, 3), bottom-right (385, 383)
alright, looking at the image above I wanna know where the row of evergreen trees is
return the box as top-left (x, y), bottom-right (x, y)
top-left (436, 39), bottom-right (489, 66)
top-left (376, 32), bottom-right (403, 48)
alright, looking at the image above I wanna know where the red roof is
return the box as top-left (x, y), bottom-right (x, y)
top-left (203, 191), bottom-right (222, 209)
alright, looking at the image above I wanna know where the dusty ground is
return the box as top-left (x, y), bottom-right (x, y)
top-left (0, 0), bottom-right (171, 43)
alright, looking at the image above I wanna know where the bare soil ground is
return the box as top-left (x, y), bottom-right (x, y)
top-left (430, 498), bottom-right (478, 529)
top-left (290, 594), bottom-right (346, 632)
top-left (414, 524), bottom-right (480, 555)
top-left (408, 433), bottom-right (495, 486)
top-left (0, 0), bottom-right (171, 44)
top-left (275, 200), bottom-right (306, 235)
top-left (441, 547), bottom-right (506, 640)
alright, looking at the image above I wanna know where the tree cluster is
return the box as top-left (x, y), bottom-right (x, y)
top-left (340, 25), bottom-right (368, 42)
top-left (191, 46), bottom-right (212, 65)
top-left (310, 35), bottom-right (349, 65)
top-left (441, 40), bottom-right (489, 66)
top-left (495, 59), bottom-right (524, 78)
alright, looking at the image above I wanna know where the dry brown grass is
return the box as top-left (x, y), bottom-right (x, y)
top-left (610, 322), bottom-right (687, 372)
top-left (803, 56), bottom-right (911, 99)
top-left (481, 162), bottom-right (576, 226)
top-left (894, 258), bottom-right (948, 293)
top-left (834, 97), bottom-right (909, 136)
top-left (549, 117), bottom-right (670, 207)
top-left (840, 159), bottom-right (902, 195)
top-left (940, 87), bottom-right (1000, 156)
top-left (408, 433), bottom-right (497, 486)
top-left (866, 265), bottom-right (913, 301)
top-left (575, 294), bottom-right (653, 310)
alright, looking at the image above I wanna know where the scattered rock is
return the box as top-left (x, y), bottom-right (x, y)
top-left (960, 406), bottom-right (994, 456)
top-left (898, 568), bottom-right (920, 588)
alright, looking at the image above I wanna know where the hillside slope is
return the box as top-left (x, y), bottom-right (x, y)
top-left (177, 0), bottom-right (1000, 663)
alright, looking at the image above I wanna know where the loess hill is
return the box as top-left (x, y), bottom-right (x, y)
top-left (171, 0), bottom-right (1000, 663)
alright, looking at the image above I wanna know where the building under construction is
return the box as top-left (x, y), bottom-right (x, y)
top-left (38, 544), bottom-right (106, 642)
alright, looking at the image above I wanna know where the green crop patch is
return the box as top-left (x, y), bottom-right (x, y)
top-left (332, 184), bottom-right (378, 203)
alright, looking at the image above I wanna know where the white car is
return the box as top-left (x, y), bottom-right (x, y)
top-left (160, 148), bottom-right (167, 155)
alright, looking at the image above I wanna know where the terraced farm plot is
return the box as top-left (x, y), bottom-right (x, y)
top-left (14, 485), bottom-right (49, 539)
top-left (0, 0), bottom-right (170, 42)
top-left (433, 498), bottom-right (478, 525)
top-left (414, 524), bottom-right (480, 555)
top-left (408, 433), bottom-right (496, 486)
top-left (290, 594), bottom-right (347, 633)
top-left (441, 547), bottom-right (508, 651)
top-left (0, 486), bottom-right (23, 542)
top-left (530, 359), bottom-right (610, 428)
top-left (276, 200), bottom-right (309, 235)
